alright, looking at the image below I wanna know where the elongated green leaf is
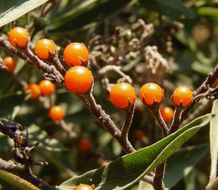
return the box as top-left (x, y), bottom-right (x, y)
top-left (0, 169), bottom-right (40, 190)
top-left (47, 0), bottom-right (131, 33)
top-left (0, 0), bottom-right (48, 27)
top-left (165, 145), bottom-right (208, 188)
top-left (57, 114), bottom-right (212, 190)
top-left (138, 0), bottom-right (194, 20)
top-left (208, 100), bottom-right (218, 183)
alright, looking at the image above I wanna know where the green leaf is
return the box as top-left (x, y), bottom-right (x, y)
top-left (57, 114), bottom-right (212, 190)
top-left (208, 100), bottom-right (218, 182)
top-left (197, 7), bottom-right (218, 17)
top-left (138, 0), bottom-right (194, 20)
top-left (0, 92), bottom-right (26, 118)
top-left (47, 0), bottom-right (131, 33)
top-left (165, 145), bottom-right (208, 188)
top-left (0, 0), bottom-right (49, 27)
top-left (0, 168), bottom-right (40, 190)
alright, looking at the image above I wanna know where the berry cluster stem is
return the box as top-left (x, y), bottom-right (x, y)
top-left (80, 91), bottom-right (135, 153)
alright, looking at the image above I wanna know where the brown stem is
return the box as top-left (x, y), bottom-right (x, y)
top-left (121, 105), bottom-right (135, 138)
top-left (79, 92), bottom-right (135, 153)
top-left (0, 158), bottom-right (55, 190)
top-left (150, 104), bottom-right (168, 136)
top-left (153, 163), bottom-right (167, 190)
top-left (168, 107), bottom-right (183, 134)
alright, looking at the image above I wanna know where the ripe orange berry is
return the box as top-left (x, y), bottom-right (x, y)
top-left (172, 86), bottom-right (193, 107)
top-left (64, 66), bottom-right (93, 94)
top-left (78, 139), bottom-right (92, 153)
top-left (39, 80), bottom-right (56, 96)
top-left (160, 106), bottom-right (174, 122)
top-left (8, 27), bottom-right (29, 48)
top-left (27, 83), bottom-right (41, 100)
top-left (139, 83), bottom-right (163, 106)
top-left (3, 57), bottom-right (17, 73)
top-left (49, 105), bottom-right (65, 121)
top-left (34, 39), bottom-right (56, 60)
top-left (109, 82), bottom-right (136, 109)
top-left (75, 184), bottom-right (94, 190)
top-left (134, 130), bottom-right (144, 141)
top-left (64, 43), bottom-right (89, 66)
top-left (212, 79), bottom-right (218, 88)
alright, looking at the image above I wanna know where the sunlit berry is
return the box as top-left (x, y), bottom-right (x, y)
top-left (75, 184), bottom-right (94, 190)
top-left (172, 86), bottom-right (193, 107)
top-left (109, 82), bottom-right (136, 109)
top-left (8, 27), bottom-right (29, 48)
top-left (64, 43), bottom-right (89, 66)
top-left (27, 83), bottom-right (41, 100)
top-left (160, 106), bottom-right (174, 122)
top-left (34, 39), bottom-right (56, 60)
top-left (3, 56), bottom-right (17, 73)
top-left (139, 83), bottom-right (163, 106)
top-left (64, 66), bottom-right (93, 94)
top-left (39, 80), bottom-right (56, 96)
top-left (49, 105), bottom-right (65, 121)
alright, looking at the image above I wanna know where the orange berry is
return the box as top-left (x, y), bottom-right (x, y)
top-left (109, 82), bottom-right (136, 109)
top-left (34, 39), bottom-right (56, 60)
top-left (134, 130), bottom-right (144, 141)
top-left (78, 139), bottom-right (92, 153)
top-left (49, 105), bottom-right (65, 121)
top-left (3, 57), bottom-right (17, 73)
top-left (172, 86), bottom-right (193, 107)
top-left (39, 80), bottom-right (56, 96)
top-left (64, 66), bottom-right (93, 94)
top-left (64, 43), bottom-right (89, 66)
top-left (75, 184), bottom-right (94, 190)
top-left (27, 83), bottom-right (41, 100)
top-left (8, 27), bottom-right (29, 48)
top-left (139, 83), bottom-right (163, 106)
top-left (212, 79), bottom-right (218, 88)
top-left (160, 106), bottom-right (174, 122)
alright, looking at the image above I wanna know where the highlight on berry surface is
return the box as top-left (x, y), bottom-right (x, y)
top-left (27, 83), bottom-right (41, 100)
top-left (3, 56), bottom-right (17, 73)
top-left (63, 42), bottom-right (89, 66)
top-left (109, 82), bottom-right (136, 109)
top-left (49, 105), bottom-right (65, 121)
top-left (139, 83), bottom-right (163, 106)
top-left (8, 27), bottom-right (29, 48)
top-left (34, 39), bottom-right (56, 60)
top-left (39, 79), bottom-right (56, 96)
top-left (75, 184), bottom-right (94, 190)
top-left (64, 66), bottom-right (93, 94)
top-left (172, 86), bottom-right (193, 107)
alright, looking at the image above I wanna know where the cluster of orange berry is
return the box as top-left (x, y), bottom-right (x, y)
top-left (7, 27), bottom-right (92, 94)
top-left (6, 27), bottom-right (195, 124)
top-left (27, 80), bottom-right (65, 121)
top-left (110, 82), bottom-right (192, 117)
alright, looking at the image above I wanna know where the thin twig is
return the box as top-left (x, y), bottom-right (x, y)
top-left (149, 104), bottom-right (168, 136)
top-left (121, 105), bottom-right (135, 138)
top-left (79, 90), bottom-right (135, 153)
top-left (0, 158), bottom-right (55, 190)
top-left (153, 163), bottom-right (167, 190)
top-left (168, 107), bottom-right (183, 134)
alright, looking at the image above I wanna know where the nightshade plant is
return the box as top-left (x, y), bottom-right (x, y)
top-left (0, 1), bottom-right (217, 190)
